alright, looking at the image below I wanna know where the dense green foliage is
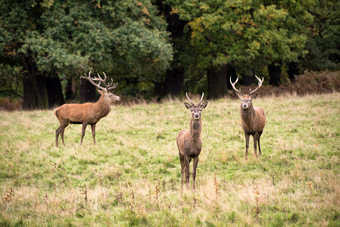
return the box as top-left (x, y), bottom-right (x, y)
top-left (167, 0), bottom-right (314, 70)
top-left (0, 0), bottom-right (173, 99)
top-left (0, 93), bottom-right (339, 225)
top-left (300, 0), bottom-right (340, 71)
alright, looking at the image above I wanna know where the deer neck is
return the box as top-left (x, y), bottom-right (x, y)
top-left (94, 95), bottom-right (111, 116)
top-left (189, 118), bottom-right (201, 141)
top-left (241, 105), bottom-right (255, 125)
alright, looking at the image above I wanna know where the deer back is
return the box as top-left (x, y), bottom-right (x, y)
top-left (54, 93), bottom-right (112, 124)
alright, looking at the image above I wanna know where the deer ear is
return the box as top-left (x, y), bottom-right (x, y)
top-left (184, 102), bottom-right (191, 109)
top-left (251, 93), bottom-right (258, 99)
top-left (201, 101), bottom-right (208, 109)
top-left (97, 89), bottom-right (104, 95)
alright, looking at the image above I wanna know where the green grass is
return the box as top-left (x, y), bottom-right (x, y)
top-left (0, 93), bottom-right (339, 226)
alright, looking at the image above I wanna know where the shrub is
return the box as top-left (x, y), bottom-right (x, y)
top-left (230, 71), bottom-right (340, 97)
top-left (0, 97), bottom-right (22, 111)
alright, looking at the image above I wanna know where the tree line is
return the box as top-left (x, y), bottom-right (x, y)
top-left (0, 0), bottom-right (339, 109)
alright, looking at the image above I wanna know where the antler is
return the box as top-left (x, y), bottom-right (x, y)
top-left (81, 71), bottom-right (118, 91)
top-left (81, 71), bottom-right (106, 91)
top-left (230, 77), bottom-right (243, 96)
top-left (249, 75), bottom-right (264, 95)
top-left (102, 72), bottom-right (118, 90)
top-left (185, 92), bottom-right (194, 105)
top-left (198, 92), bottom-right (204, 105)
top-left (186, 92), bottom-right (205, 105)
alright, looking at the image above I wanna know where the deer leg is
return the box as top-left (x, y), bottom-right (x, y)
top-left (91, 124), bottom-right (96, 145)
top-left (55, 126), bottom-right (62, 147)
top-left (56, 123), bottom-right (68, 147)
top-left (61, 128), bottom-right (65, 146)
top-left (253, 133), bottom-right (259, 158)
top-left (245, 132), bottom-right (250, 160)
top-left (184, 156), bottom-right (190, 189)
top-left (192, 157), bottom-right (199, 190)
top-left (258, 131), bottom-right (263, 155)
top-left (81, 123), bottom-right (88, 145)
top-left (60, 123), bottom-right (69, 146)
top-left (179, 154), bottom-right (185, 190)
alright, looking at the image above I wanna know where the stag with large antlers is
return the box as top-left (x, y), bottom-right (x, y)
top-left (230, 75), bottom-right (266, 160)
top-left (54, 71), bottom-right (120, 147)
top-left (176, 93), bottom-right (208, 189)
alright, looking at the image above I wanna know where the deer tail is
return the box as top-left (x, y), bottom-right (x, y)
top-left (54, 107), bottom-right (60, 117)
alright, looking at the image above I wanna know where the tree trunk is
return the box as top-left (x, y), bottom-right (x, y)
top-left (22, 74), bottom-right (37, 109)
top-left (21, 53), bottom-right (45, 109)
top-left (161, 67), bottom-right (184, 97)
top-left (46, 76), bottom-right (65, 108)
top-left (20, 52), bottom-right (64, 109)
top-left (65, 78), bottom-right (77, 101)
top-left (268, 62), bottom-right (282, 86)
top-left (23, 74), bottom-right (65, 109)
top-left (35, 75), bottom-right (49, 108)
top-left (156, 2), bottom-right (186, 98)
top-left (241, 73), bottom-right (254, 86)
top-left (287, 62), bottom-right (299, 82)
top-left (207, 65), bottom-right (228, 99)
top-left (226, 64), bottom-right (237, 90)
top-left (22, 74), bottom-right (49, 109)
top-left (80, 79), bottom-right (96, 103)
top-left (154, 81), bottom-right (162, 100)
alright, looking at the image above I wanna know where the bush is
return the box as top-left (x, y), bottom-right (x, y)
top-left (290, 71), bottom-right (340, 95)
top-left (0, 97), bottom-right (22, 111)
top-left (230, 71), bottom-right (340, 97)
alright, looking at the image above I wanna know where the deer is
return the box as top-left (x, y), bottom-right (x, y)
top-left (54, 71), bottom-right (120, 147)
top-left (176, 92), bottom-right (208, 190)
top-left (230, 75), bottom-right (266, 160)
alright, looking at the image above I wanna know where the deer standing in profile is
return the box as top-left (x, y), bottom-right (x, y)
top-left (230, 75), bottom-right (266, 160)
top-left (176, 93), bottom-right (208, 190)
top-left (54, 71), bottom-right (120, 147)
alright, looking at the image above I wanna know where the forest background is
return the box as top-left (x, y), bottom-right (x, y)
top-left (0, 0), bottom-right (339, 109)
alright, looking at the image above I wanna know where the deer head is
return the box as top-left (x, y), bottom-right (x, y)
top-left (230, 75), bottom-right (264, 110)
top-left (81, 71), bottom-right (120, 103)
top-left (184, 92), bottom-right (208, 120)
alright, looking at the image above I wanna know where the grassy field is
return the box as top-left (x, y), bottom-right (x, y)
top-left (0, 93), bottom-right (339, 226)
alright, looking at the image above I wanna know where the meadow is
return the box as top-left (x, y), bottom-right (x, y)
top-left (0, 93), bottom-right (339, 226)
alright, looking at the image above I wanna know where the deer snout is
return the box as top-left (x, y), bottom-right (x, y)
top-left (194, 113), bottom-right (200, 119)
top-left (242, 103), bottom-right (248, 109)
top-left (116, 96), bottom-right (121, 101)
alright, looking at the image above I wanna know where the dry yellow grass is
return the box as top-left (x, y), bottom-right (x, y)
top-left (0, 93), bottom-right (339, 226)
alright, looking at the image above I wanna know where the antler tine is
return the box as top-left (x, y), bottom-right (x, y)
top-left (92, 72), bottom-right (118, 91)
top-left (198, 92), bottom-right (204, 104)
top-left (106, 77), bottom-right (114, 88)
top-left (90, 72), bottom-right (104, 87)
top-left (249, 75), bottom-right (264, 95)
top-left (255, 75), bottom-right (264, 84)
top-left (230, 77), bottom-right (243, 95)
top-left (94, 73), bottom-right (105, 83)
top-left (102, 72), bottom-right (107, 82)
top-left (98, 72), bottom-right (109, 87)
top-left (107, 83), bottom-right (118, 91)
top-left (185, 92), bottom-right (194, 105)
top-left (80, 71), bottom-right (106, 91)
